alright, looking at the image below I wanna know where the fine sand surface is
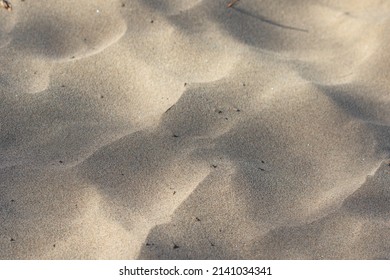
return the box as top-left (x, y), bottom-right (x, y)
top-left (1, 0), bottom-right (390, 259)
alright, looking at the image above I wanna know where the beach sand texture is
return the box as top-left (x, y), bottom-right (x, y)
top-left (1, 0), bottom-right (390, 259)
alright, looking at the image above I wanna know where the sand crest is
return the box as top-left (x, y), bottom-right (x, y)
top-left (1, 0), bottom-right (389, 259)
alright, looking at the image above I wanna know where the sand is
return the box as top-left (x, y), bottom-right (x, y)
top-left (0, 0), bottom-right (389, 260)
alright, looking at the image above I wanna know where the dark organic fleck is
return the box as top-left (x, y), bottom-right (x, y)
top-left (0, 0), bottom-right (12, 11)
top-left (173, 191), bottom-right (176, 195)
top-left (195, 217), bottom-right (201, 222)
top-left (218, 110), bottom-right (223, 114)
top-left (151, 20), bottom-right (154, 23)
top-left (173, 134), bottom-right (179, 138)
top-left (10, 238), bottom-right (15, 242)
top-left (173, 243), bottom-right (180, 249)
top-left (59, 160), bottom-right (63, 164)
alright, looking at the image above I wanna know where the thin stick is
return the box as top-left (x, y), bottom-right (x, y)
top-left (227, 0), bottom-right (239, 8)
top-left (0, 0), bottom-right (12, 11)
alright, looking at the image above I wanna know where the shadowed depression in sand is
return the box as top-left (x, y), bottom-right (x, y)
top-left (1, 0), bottom-right (390, 259)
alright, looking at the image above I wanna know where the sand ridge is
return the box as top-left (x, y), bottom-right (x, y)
top-left (1, 0), bottom-right (390, 259)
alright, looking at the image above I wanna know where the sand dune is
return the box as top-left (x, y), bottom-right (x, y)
top-left (1, 0), bottom-right (389, 259)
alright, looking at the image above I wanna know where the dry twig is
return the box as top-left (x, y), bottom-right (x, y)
top-left (227, 0), bottom-right (239, 8)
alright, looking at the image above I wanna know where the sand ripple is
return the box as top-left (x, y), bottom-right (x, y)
top-left (1, 0), bottom-right (390, 259)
